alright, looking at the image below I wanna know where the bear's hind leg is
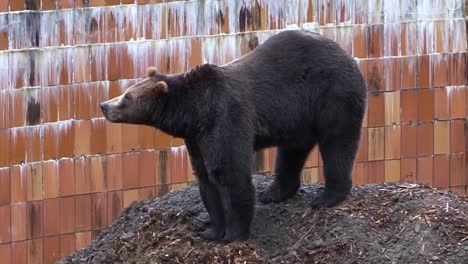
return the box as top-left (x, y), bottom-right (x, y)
top-left (259, 145), bottom-right (313, 204)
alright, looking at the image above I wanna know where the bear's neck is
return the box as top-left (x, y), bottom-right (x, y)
top-left (151, 78), bottom-right (206, 138)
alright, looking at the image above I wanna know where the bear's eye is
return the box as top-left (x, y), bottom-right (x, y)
top-left (124, 93), bottom-right (132, 100)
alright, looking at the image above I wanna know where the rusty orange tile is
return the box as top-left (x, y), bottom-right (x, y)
top-left (26, 201), bottom-right (43, 239)
top-left (449, 153), bottom-right (466, 186)
top-left (121, 45), bottom-right (136, 79)
top-left (90, 156), bottom-right (106, 193)
top-left (10, 128), bottom-right (26, 165)
top-left (400, 89), bottom-right (418, 123)
top-left (385, 159), bottom-right (400, 183)
top-left (122, 124), bottom-right (140, 152)
top-left (170, 147), bottom-right (188, 183)
top-left (138, 187), bottom-right (155, 201)
top-left (0, 168), bottom-right (10, 205)
top-left (75, 156), bottom-right (91, 195)
top-left (74, 119), bottom-right (91, 156)
top-left (400, 22), bottom-right (417, 56)
top-left (90, 192), bottom-right (107, 230)
top-left (154, 129), bottom-right (172, 149)
top-left (107, 191), bottom-right (123, 226)
top-left (57, 85), bottom-right (74, 121)
top-left (76, 231), bottom-right (92, 250)
top-left (73, 47), bottom-right (91, 83)
top-left (368, 24), bottom-right (383, 58)
top-left (27, 238), bottom-right (43, 264)
top-left (352, 162), bottom-right (368, 186)
top-left (434, 87), bottom-right (450, 120)
top-left (368, 127), bottom-right (384, 161)
top-left (433, 154), bottom-right (450, 189)
top-left (0, 92), bottom-right (9, 129)
top-left (58, 158), bottom-right (75, 197)
top-left (43, 160), bottom-right (59, 199)
top-left (449, 86), bottom-right (466, 119)
top-left (401, 56), bottom-right (417, 89)
top-left (366, 59), bottom-right (384, 93)
top-left (43, 236), bottom-right (60, 264)
top-left (0, 129), bottom-right (9, 167)
top-left (417, 88), bottom-right (434, 122)
top-left (434, 121), bottom-right (450, 154)
top-left (75, 194), bottom-right (92, 232)
top-left (90, 45), bottom-right (108, 82)
top-left (367, 161), bottom-right (385, 184)
top-left (417, 122), bottom-right (434, 157)
top-left (401, 124), bottom-right (417, 158)
top-left (44, 198), bottom-right (59, 236)
top-left (11, 241), bottom-right (27, 264)
top-left (417, 156), bottom-right (433, 186)
top-left (384, 125), bottom-right (401, 159)
top-left (0, 205), bottom-right (11, 243)
top-left (90, 119), bottom-right (107, 155)
top-left (450, 119), bottom-right (467, 153)
top-left (139, 150), bottom-right (156, 187)
top-left (123, 189), bottom-right (139, 208)
top-left (449, 53), bottom-right (467, 86)
top-left (155, 150), bottom-right (172, 185)
top-left (367, 92), bottom-right (385, 127)
top-left (384, 91), bottom-right (400, 125)
top-left (27, 163), bottom-right (43, 201)
top-left (123, 152), bottom-right (139, 189)
top-left (357, 128), bottom-right (369, 162)
top-left (383, 57), bottom-right (401, 91)
top-left (35, 94), bottom-right (50, 126)
top-left (10, 165), bottom-right (27, 203)
top-left (136, 127), bottom-right (153, 152)
top-left (432, 53), bottom-right (449, 87)
top-left (11, 203), bottom-right (27, 242)
top-left (106, 122), bottom-right (123, 154)
top-left (106, 154), bottom-right (123, 191)
top-left (401, 158), bottom-right (417, 182)
top-left (189, 37), bottom-right (203, 68)
top-left (418, 55), bottom-right (432, 88)
top-left (42, 124), bottom-right (59, 160)
top-left (434, 20), bottom-right (449, 53)
top-left (57, 122), bottom-right (75, 159)
top-left (59, 234), bottom-right (76, 260)
top-left (59, 196), bottom-right (76, 234)
top-left (352, 25), bottom-right (368, 58)
top-left (0, 244), bottom-right (11, 264)
top-left (58, 0), bottom-right (74, 9)
top-left (25, 127), bottom-right (42, 163)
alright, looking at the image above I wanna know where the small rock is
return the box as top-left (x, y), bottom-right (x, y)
top-left (121, 232), bottom-right (135, 242)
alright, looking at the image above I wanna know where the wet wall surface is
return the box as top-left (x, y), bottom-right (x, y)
top-left (0, 0), bottom-right (467, 263)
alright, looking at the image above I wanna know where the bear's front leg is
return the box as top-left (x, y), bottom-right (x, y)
top-left (185, 140), bottom-right (225, 241)
top-left (200, 134), bottom-right (255, 242)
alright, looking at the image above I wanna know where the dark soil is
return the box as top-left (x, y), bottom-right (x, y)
top-left (60, 175), bottom-right (468, 264)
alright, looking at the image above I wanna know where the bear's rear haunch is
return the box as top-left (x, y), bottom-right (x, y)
top-left (100, 30), bottom-right (367, 242)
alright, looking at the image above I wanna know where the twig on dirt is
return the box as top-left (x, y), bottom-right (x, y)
top-left (461, 235), bottom-right (468, 242)
top-left (183, 248), bottom-right (195, 259)
top-left (445, 202), bottom-right (449, 213)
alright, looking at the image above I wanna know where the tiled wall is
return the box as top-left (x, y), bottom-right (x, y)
top-left (0, 0), bottom-right (467, 263)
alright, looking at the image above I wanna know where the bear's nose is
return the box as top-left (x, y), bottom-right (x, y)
top-left (100, 102), bottom-right (108, 113)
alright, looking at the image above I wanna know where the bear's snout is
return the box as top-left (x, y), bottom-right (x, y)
top-left (100, 102), bottom-right (108, 113)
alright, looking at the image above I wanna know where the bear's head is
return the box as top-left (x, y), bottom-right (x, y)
top-left (100, 67), bottom-right (168, 125)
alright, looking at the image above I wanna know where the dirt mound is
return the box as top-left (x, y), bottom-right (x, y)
top-left (60, 175), bottom-right (468, 264)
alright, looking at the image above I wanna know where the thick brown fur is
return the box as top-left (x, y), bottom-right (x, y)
top-left (100, 30), bottom-right (367, 243)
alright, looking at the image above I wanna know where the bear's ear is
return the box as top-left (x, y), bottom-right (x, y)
top-left (155, 81), bottom-right (168, 94)
top-left (147, 67), bottom-right (158, 78)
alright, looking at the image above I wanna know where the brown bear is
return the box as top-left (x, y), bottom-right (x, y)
top-left (100, 30), bottom-right (367, 242)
